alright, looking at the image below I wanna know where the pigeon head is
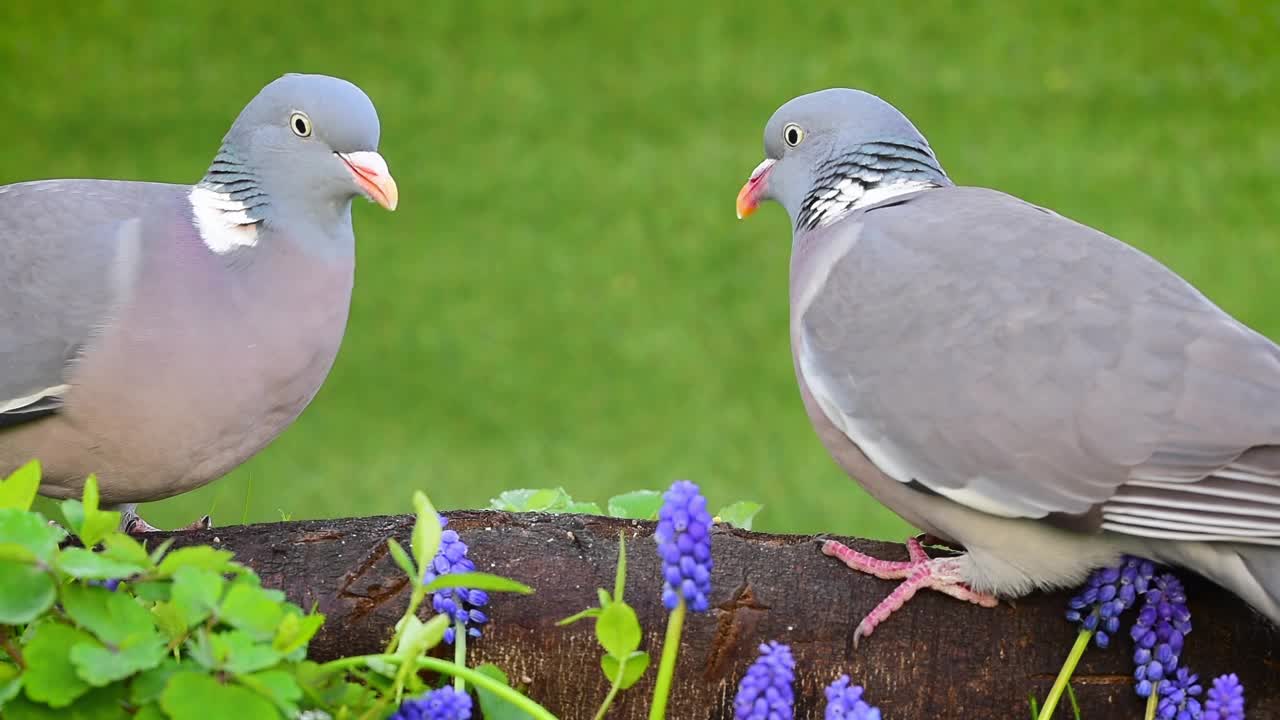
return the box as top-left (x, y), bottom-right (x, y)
top-left (736, 89), bottom-right (951, 231)
top-left (192, 73), bottom-right (398, 254)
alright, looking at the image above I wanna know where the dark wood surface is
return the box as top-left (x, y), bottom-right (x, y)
top-left (158, 512), bottom-right (1280, 719)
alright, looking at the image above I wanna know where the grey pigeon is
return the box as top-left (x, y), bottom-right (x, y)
top-left (737, 88), bottom-right (1280, 640)
top-left (0, 73), bottom-right (398, 532)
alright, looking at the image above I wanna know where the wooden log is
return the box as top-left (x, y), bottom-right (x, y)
top-left (158, 512), bottom-right (1280, 719)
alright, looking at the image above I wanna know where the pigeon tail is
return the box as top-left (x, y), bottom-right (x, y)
top-left (1156, 541), bottom-right (1280, 626)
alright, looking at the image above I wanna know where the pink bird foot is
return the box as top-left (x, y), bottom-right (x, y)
top-left (821, 537), bottom-right (999, 646)
top-left (118, 504), bottom-right (212, 535)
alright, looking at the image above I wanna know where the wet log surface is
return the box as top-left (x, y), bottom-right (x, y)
top-left (158, 512), bottom-right (1280, 719)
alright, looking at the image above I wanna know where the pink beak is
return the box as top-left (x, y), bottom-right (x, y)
top-left (338, 151), bottom-right (399, 211)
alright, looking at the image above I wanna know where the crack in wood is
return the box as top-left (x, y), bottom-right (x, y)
top-left (705, 580), bottom-right (772, 680)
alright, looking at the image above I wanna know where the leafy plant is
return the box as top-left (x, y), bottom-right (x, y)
top-left (0, 463), bottom-right (551, 720)
top-left (0, 462), bottom-right (324, 719)
top-left (489, 487), bottom-right (763, 529)
top-left (558, 534), bottom-right (649, 720)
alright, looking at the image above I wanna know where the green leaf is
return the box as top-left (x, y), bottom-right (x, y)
top-left (422, 571), bottom-right (533, 595)
top-left (364, 656), bottom-right (398, 678)
top-left (489, 487), bottom-right (575, 512)
top-left (241, 669), bottom-right (302, 716)
top-left (55, 547), bottom-right (146, 579)
top-left (61, 583), bottom-right (159, 646)
top-left (21, 621), bottom-right (94, 707)
top-left (473, 663), bottom-right (535, 720)
top-left (0, 460), bottom-right (41, 511)
top-left (209, 629), bottom-right (283, 675)
top-left (0, 558), bottom-right (56, 624)
top-left (69, 477), bottom-right (120, 547)
top-left (0, 660), bottom-right (22, 705)
top-left (160, 672), bottom-right (279, 720)
top-left (386, 538), bottom-right (417, 580)
top-left (606, 490), bottom-right (663, 520)
top-left (146, 538), bottom-right (176, 566)
top-left (395, 613), bottom-right (450, 662)
top-left (134, 704), bottom-right (167, 720)
top-left (563, 501), bottom-right (604, 515)
top-left (156, 545), bottom-right (236, 576)
top-left (170, 565), bottom-right (225, 627)
top-left (595, 601), bottom-right (641, 659)
top-left (7, 683), bottom-right (129, 719)
top-left (614, 533), bottom-right (627, 601)
top-left (100, 533), bottom-right (154, 569)
top-left (555, 607), bottom-right (601, 626)
top-left (219, 582), bottom-right (285, 641)
top-left (602, 650), bottom-right (650, 690)
top-left (152, 601), bottom-right (189, 644)
top-left (0, 542), bottom-right (37, 563)
top-left (130, 580), bottom-right (171, 603)
top-left (0, 507), bottom-right (65, 561)
top-left (272, 611), bottom-right (325, 656)
top-left (410, 491), bottom-right (442, 584)
top-left (69, 634), bottom-right (167, 686)
top-left (129, 658), bottom-right (181, 705)
top-left (715, 501), bottom-right (764, 530)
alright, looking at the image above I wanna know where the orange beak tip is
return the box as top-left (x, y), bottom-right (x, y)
top-left (736, 159), bottom-right (774, 220)
top-left (339, 151), bottom-right (399, 211)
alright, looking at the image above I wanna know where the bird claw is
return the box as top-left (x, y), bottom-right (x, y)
top-left (823, 536), bottom-right (1000, 647)
top-left (184, 515), bottom-right (213, 531)
top-left (120, 511), bottom-right (213, 534)
top-left (123, 515), bottom-right (162, 534)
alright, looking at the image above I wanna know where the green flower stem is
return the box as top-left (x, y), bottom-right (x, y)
top-left (1144, 683), bottom-right (1160, 720)
top-left (592, 661), bottom-right (627, 720)
top-left (454, 619), bottom-right (467, 692)
top-left (320, 654), bottom-right (559, 720)
top-left (648, 598), bottom-right (686, 720)
top-left (1037, 629), bottom-right (1092, 720)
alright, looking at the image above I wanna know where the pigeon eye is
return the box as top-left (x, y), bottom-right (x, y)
top-left (290, 112), bottom-right (312, 138)
top-left (783, 123), bottom-right (804, 147)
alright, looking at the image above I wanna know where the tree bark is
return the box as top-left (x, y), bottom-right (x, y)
top-left (160, 512), bottom-right (1280, 719)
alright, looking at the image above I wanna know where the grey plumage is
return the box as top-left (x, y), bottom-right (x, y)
top-left (739, 88), bottom-right (1280, 624)
top-left (0, 74), bottom-right (398, 529)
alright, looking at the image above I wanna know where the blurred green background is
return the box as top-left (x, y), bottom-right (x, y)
top-left (2, 2), bottom-right (1277, 539)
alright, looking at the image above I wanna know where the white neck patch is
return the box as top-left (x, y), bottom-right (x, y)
top-left (804, 178), bottom-right (937, 230)
top-left (189, 185), bottom-right (261, 254)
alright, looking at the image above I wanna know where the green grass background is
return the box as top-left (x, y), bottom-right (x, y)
top-left (2, 2), bottom-right (1277, 538)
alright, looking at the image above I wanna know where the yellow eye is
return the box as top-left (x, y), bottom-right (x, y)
top-left (290, 111), bottom-right (312, 138)
top-left (783, 123), bottom-right (804, 147)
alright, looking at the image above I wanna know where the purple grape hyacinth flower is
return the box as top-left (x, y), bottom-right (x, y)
top-left (1156, 667), bottom-right (1203, 720)
top-left (655, 480), bottom-right (713, 612)
top-left (1204, 673), bottom-right (1245, 720)
top-left (389, 686), bottom-right (473, 720)
top-left (733, 641), bottom-right (795, 720)
top-left (824, 675), bottom-right (881, 720)
top-left (423, 516), bottom-right (489, 644)
top-left (1065, 555), bottom-right (1155, 648)
top-left (1131, 573), bottom-right (1192, 698)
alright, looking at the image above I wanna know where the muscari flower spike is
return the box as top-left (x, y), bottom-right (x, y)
top-left (1131, 572), bottom-right (1192, 698)
top-left (824, 675), bottom-right (882, 720)
top-left (424, 516), bottom-right (489, 644)
top-left (656, 479), bottom-right (713, 612)
top-left (733, 641), bottom-right (796, 720)
top-left (1065, 555), bottom-right (1155, 648)
top-left (1156, 667), bottom-right (1203, 720)
top-left (389, 686), bottom-right (473, 720)
top-left (1203, 673), bottom-right (1245, 720)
